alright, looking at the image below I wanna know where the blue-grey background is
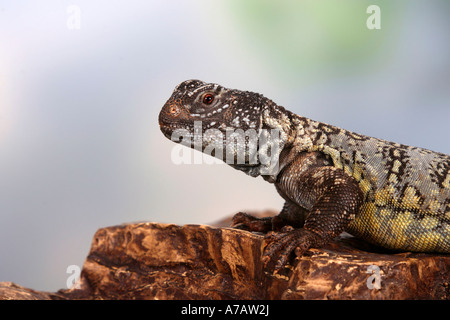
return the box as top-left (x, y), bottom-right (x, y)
top-left (0, 0), bottom-right (449, 291)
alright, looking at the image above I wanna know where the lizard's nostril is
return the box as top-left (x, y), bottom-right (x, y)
top-left (169, 105), bottom-right (181, 117)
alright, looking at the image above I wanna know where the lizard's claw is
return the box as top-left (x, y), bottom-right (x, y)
top-left (262, 228), bottom-right (322, 273)
top-left (230, 212), bottom-right (272, 233)
top-left (230, 212), bottom-right (252, 230)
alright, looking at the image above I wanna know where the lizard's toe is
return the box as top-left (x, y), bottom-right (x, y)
top-left (231, 212), bottom-right (273, 233)
top-left (230, 212), bottom-right (254, 230)
top-left (262, 230), bottom-right (295, 270)
top-left (294, 244), bottom-right (307, 257)
top-left (280, 225), bottom-right (295, 233)
top-left (262, 228), bottom-right (322, 272)
top-left (231, 212), bottom-right (250, 225)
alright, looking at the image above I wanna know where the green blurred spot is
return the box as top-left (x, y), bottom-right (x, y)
top-left (228, 0), bottom-right (396, 77)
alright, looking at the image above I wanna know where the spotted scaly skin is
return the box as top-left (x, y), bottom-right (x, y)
top-left (159, 80), bottom-right (450, 271)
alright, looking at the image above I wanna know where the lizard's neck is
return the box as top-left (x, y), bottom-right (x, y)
top-left (227, 103), bottom-right (333, 183)
top-left (255, 104), bottom-right (352, 182)
top-left (229, 103), bottom-right (296, 182)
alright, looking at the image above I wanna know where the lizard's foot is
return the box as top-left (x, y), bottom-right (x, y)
top-left (230, 212), bottom-right (273, 233)
top-left (262, 227), bottom-right (323, 272)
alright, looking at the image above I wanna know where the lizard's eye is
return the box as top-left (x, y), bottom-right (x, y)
top-left (202, 94), bottom-right (214, 105)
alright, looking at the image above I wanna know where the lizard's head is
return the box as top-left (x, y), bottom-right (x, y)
top-left (159, 79), bottom-right (263, 140)
top-left (159, 80), bottom-right (285, 178)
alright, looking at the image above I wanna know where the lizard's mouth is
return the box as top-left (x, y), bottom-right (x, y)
top-left (159, 122), bottom-right (197, 146)
top-left (159, 123), bottom-right (173, 138)
top-left (159, 120), bottom-right (190, 133)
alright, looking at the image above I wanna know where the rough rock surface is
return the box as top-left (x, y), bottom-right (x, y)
top-left (1, 217), bottom-right (449, 300)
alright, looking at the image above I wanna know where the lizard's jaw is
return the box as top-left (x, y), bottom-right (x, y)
top-left (159, 123), bottom-right (173, 139)
top-left (159, 122), bottom-right (189, 140)
top-left (159, 121), bottom-right (199, 148)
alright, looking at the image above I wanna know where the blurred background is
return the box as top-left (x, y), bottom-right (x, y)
top-left (0, 0), bottom-right (449, 291)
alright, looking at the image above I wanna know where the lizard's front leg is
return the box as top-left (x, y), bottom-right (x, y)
top-left (263, 166), bottom-right (363, 272)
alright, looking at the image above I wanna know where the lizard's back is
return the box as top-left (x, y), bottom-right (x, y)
top-left (305, 120), bottom-right (450, 252)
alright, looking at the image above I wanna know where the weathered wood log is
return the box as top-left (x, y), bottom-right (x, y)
top-left (1, 218), bottom-right (449, 300)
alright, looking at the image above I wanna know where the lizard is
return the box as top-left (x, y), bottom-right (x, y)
top-left (158, 79), bottom-right (450, 272)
